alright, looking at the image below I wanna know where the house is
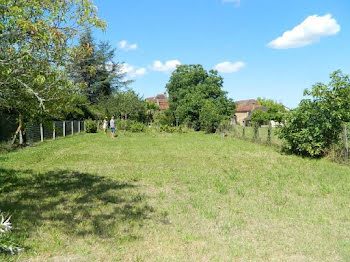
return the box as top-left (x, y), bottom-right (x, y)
top-left (234, 99), bottom-right (263, 126)
top-left (145, 92), bottom-right (169, 110)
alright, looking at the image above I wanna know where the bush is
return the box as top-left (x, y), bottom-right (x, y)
top-left (278, 100), bottom-right (342, 157)
top-left (130, 122), bottom-right (146, 133)
top-left (85, 120), bottom-right (97, 133)
top-left (116, 119), bottom-right (135, 131)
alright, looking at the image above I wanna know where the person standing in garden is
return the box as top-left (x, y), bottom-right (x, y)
top-left (110, 116), bottom-right (116, 138)
top-left (102, 117), bottom-right (108, 134)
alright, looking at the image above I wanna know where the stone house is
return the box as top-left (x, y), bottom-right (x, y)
top-left (145, 92), bottom-right (169, 110)
top-left (234, 99), bottom-right (262, 126)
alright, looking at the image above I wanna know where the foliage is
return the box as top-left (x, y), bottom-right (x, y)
top-left (165, 64), bottom-right (235, 131)
top-left (153, 109), bottom-right (175, 126)
top-left (250, 109), bottom-right (270, 126)
top-left (257, 98), bottom-right (287, 123)
top-left (278, 71), bottom-right (350, 157)
top-left (130, 122), bottom-right (146, 133)
top-left (0, 0), bottom-right (105, 125)
top-left (116, 119), bottom-right (135, 131)
top-left (159, 125), bottom-right (187, 133)
top-left (85, 119), bottom-right (97, 133)
top-left (199, 100), bottom-right (223, 133)
top-left (145, 101), bottom-right (160, 125)
top-left (99, 90), bottom-right (146, 122)
top-left (250, 98), bottom-right (287, 126)
top-left (68, 30), bottom-right (128, 104)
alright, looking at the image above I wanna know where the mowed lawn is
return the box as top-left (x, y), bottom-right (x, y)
top-left (0, 132), bottom-right (349, 261)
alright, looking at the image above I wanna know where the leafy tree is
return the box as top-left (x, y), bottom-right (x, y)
top-left (199, 100), bottom-right (223, 133)
top-left (0, 0), bottom-right (105, 139)
top-left (98, 89), bottom-right (146, 122)
top-left (68, 30), bottom-right (128, 103)
top-left (256, 98), bottom-right (287, 123)
top-left (250, 109), bottom-right (270, 126)
top-left (145, 101), bottom-right (160, 125)
top-left (278, 70), bottom-right (350, 157)
top-left (154, 109), bottom-right (175, 126)
top-left (166, 64), bottom-right (235, 131)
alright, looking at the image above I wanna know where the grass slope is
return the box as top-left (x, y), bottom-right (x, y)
top-left (0, 132), bottom-right (349, 261)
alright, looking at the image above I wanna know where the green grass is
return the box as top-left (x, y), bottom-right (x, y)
top-left (1, 132), bottom-right (349, 261)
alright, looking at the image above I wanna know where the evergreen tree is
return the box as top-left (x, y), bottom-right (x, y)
top-left (69, 30), bottom-right (128, 103)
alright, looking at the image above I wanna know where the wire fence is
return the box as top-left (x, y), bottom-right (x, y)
top-left (220, 124), bottom-right (350, 164)
top-left (219, 125), bottom-right (282, 147)
top-left (26, 121), bottom-right (85, 143)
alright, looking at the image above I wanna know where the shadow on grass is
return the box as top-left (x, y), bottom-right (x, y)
top-left (0, 168), bottom-right (154, 242)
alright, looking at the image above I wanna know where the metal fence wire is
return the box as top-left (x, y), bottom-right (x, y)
top-left (25, 120), bottom-right (85, 143)
top-left (26, 124), bottom-right (41, 143)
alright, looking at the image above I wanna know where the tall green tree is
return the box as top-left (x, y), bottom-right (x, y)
top-left (0, 0), bottom-right (105, 131)
top-left (166, 64), bottom-right (235, 131)
top-left (250, 98), bottom-right (288, 126)
top-left (68, 30), bottom-right (128, 103)
top-left (98, 89), bottom-right (146, 122)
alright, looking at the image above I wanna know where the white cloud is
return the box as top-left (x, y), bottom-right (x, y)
top-left (151, 60), bottom-right (181, 73)
top-left (118, 40), bottom-right (138, 51)
top-left (222, 0), bottom-right (240, 6)
top-left (121, 63), bottom-right (147, 78)
top-left (268, 14), bottom-right (340, 49)
top-left (214, 61), bottom-right (245, 73)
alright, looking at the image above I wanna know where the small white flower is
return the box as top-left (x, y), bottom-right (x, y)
top-left (0, 214), bottom-right (12, 233)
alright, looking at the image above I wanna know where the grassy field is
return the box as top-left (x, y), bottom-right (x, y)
top-left (0, 131), bottom-right (349, 261)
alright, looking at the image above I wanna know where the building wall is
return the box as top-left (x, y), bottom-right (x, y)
top-left (235, 112), bottom-right (249, 126)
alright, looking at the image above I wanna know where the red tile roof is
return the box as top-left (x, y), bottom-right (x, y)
top-left (236, 104), bottom-right (262, 112)
top-left (146, 93), bottom-right (169, 110)
top-left (236, 99), bottom-right (261, 112)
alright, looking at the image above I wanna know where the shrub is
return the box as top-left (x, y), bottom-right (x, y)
top-left (116, 119), bottom-right (135, 131)
top-left (278, 100), bottom-right (342, 157)
top-left (130, 122), bottom-right (146, 133)
top-left (85, 120), bottom-right (97, 133)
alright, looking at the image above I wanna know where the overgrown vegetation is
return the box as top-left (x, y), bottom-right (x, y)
top-left (85, 120), bottom-right (97, 133)
top-left (279, 70), bottom-right (350, 157)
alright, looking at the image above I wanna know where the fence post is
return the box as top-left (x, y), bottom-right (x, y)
top-left (344, 124), bottom-right (349, 164)
top-left (63, 121), bottom-right (66, 137)
top-left (242, 126), bottom-right (245, 138)
top-left (40, 123), bottom-right (44, 142)
top-left (71, 121), bottom-right (74, 135)
top-left (84, 120), bottom-right (86, 132)
top-left (53, 122), bottom-right (56, 140)
top-left (78, 121), bottom-right (81, 133)
top-left (253, 123), bottom-right (259, 141)
top-left (97, 120), bottom-right (100, 130)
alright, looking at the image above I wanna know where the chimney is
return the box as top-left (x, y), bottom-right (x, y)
top-left (164, 92), bottom-right (167, 98)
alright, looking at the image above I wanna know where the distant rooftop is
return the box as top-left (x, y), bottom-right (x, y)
top-left (146, 92), bottom-right (169, 110)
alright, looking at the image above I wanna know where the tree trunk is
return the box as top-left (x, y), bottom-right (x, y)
top-left (11, 114), bottom-right (23, 145)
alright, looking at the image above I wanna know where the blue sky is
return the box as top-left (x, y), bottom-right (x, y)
top-left (93, 0), bottom-right (350, 108)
